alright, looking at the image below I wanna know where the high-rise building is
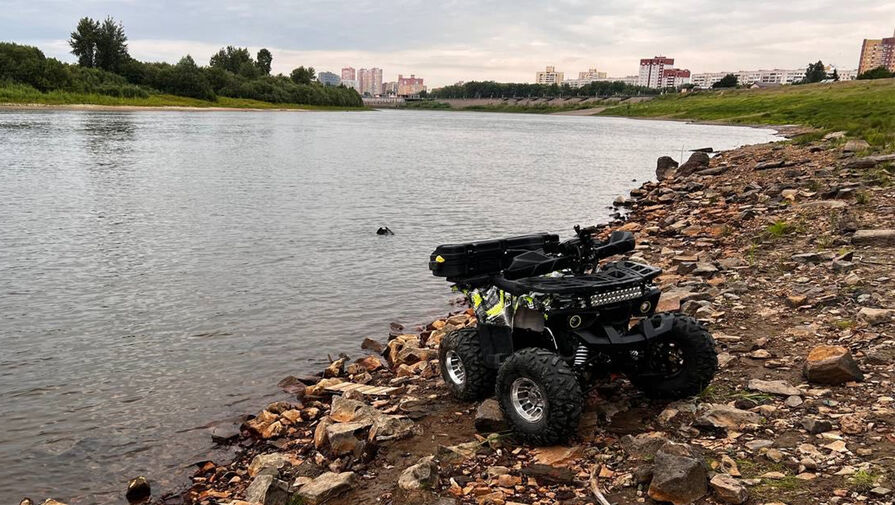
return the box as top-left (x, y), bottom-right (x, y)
top-left (317, 71), bottom-right (341, 86)
top-left (578, 68), bottom-right (607, 80)
top-left (357, 67), bottom-right (384, 96)
top-left (661, 68), bottom-right (691, 88)
top-left (535, 66), bottom-right (564, 85)
top-left (638, 56), bottom-right (675, 88)
top-left (397, 74), bottom-right (425, 96)
top-left (341, 67), bottom-right (356, 81)
top-left (858, 29), bottom-right (895, 74)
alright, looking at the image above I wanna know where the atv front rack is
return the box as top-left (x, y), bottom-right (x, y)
top-left (494, 261), bottom-right (661, 296)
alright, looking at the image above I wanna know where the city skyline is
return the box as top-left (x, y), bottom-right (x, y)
top-left (3, 0), bottom-right (893, 87)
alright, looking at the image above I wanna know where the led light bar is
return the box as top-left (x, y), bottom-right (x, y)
top-left (590, 286), bottom-right (643, 306)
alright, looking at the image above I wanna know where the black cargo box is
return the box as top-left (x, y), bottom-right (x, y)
top-left (429, 233), bottom-right (559, 279)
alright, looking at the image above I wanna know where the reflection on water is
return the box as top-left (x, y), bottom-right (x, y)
top-left (0, 109), bottom-right (780, 503)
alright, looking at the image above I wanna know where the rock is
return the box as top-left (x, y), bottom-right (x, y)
top-left (248, 453), bottom-right (292, 477)
top-left (785, 295), bottom-right (807, 307)
top-left (245, 410), bottom-right (280, 438)
top-left (748, 379), bottom-right (801, 396)
top-left (852, 229), bottom-right (895, 246)
top-left (244, 475), bottom-right (291, 505)
top-left (277, 376), bottom-right (308, 396)
top-left (621, 432), bottom-right (670, 458)
top-left (858, 307), bottom-right (895, 325)
top-left (474, 399), bottom-right (507, 433)
top-left (657, 156), bottom-right (679, 180)
top-left (325, 421), bottom-right (370, 456)
top-left (521, 464), bottom-right (575, 484)
top-left (304, 377), bottom-right (344, 397)
top-left (210, 423), bottom-right (242, 444)
top-left (842, 139), bottom-right (870, 152)
top-left (361, 337), bottom-right (385, 353)
top-left (398, 456), bottom-right (439, 490)
top-left (369, 414), bottom-right (416, 442)
top-left (354, 355), bottom-right (383, 372)
top-left (801, 418), bottom-right (833, 434)
top-left (297, 472), bottom-right (357, 505)
top-left (710, 474), bottom-right (748, 504)
top-left (720, 455), bottom-right (741, 477)
top-left (330, 396), bottom-right (377, 423)
top-left (125, 477), bottom-right (151, 504)
top-left (647, 443), bottom-right (707, 505)
top-left (437, 441), bottom-right (483, 463)
top-left (532, 445), bottom-right (583, 466)
top-left (693, 263), bottom-right (718, 276)
top-left (19, 499), bottom-right (33, 505)
top-left (838, 413), bottom-right (866, 434)
top-left (677, 152), bottom-right (710, 177)
top-left (696, 404), bottom-right (760, 430)
top-left (803, 345), bottom-right (864, 384)
top-left (785, 395), bottom-right (803, 407)
top-left (324, 357), bottom-right (347, 378)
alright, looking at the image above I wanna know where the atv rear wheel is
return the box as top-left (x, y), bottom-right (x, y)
top-left (496, 348), bottom-right (582, 445)
top-left (438, 327), bottom-right (495, 401)
top-left (629, 314), bottom-right (718, 399)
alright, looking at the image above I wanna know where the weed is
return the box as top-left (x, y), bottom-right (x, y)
top-left (849, 470), bottom-right (877, 492)
top-left (855, 191), bottom-right (871, 204)
top-left (765, 220), bottom-right (794, 238)
top-left (834, 319), bottom-right (856, 330)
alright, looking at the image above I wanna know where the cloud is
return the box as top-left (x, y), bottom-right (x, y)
top-left (8, 0), bottom-right (895, 87)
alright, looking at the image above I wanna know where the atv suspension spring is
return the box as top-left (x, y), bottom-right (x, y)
top-left (573, 344), bottom-right (589, 367)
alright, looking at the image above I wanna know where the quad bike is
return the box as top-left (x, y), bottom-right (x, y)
top-left (429, 226), bottom-right (718, 445)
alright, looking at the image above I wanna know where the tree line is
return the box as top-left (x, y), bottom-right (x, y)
top-left (429, 80), bottom-right (660, 99)
top-left (0, 16), bottom-right (362, 107)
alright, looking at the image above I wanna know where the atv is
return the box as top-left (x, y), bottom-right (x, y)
top-left (429, 225), bottom-right (718, 444)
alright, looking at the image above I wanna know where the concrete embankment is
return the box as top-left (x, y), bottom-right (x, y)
top-left (29, 135), bottom-right (895, 505)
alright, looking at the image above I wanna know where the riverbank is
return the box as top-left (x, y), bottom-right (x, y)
top-left (62, 133), bottom-right (888, 505)
top-left (0, 86), bottom-right (367, 111)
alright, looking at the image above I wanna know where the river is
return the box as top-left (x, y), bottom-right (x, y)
top-left (0, 108), bottom-right (780, 503)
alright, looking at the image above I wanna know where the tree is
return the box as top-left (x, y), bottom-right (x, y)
top-left (69, 17), bottom-right (100, 67)
top-left (857, 66), bottom-right (894, 80)
top-left (209, 46), bottom-right (253, 74)
top-left (290, 66), bottom-right (315, 85)
top-left (712, 73), bottom-right (738, 88)
top-left (93, 17), bottom-right (129, 72)
top-left (69, 16), bottom-right (128, 72)
top-left (256, 48), bottom-right (272, 75)
top-left (801, 60), bottom-right (827, 84)
top-left (831, 68), bottom-right (839, 81)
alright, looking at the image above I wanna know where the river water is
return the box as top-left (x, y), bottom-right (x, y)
top-left (0, 108), bottom-right (779, 503)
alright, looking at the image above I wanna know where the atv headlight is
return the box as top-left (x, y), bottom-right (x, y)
top-left (590, 286), bottom-right (643, 307)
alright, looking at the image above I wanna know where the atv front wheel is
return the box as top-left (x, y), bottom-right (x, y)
top-left (629, 314), bottom-right (718, 399)
top-left (496, 348), bottom-right (582, 445)
top-left (438, 327), bottom-right (495, 401)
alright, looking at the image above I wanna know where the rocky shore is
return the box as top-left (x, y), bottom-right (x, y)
top-left (28, 133), bottom-right (894, 505)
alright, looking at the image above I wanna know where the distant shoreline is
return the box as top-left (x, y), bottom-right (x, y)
top-left (0, 102), bottom-right (348, 112)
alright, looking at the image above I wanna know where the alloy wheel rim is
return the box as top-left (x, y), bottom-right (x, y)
top-left (445, 350), bottom-right (466, 385)
top-left (510, 377), bottom-right (546, 423)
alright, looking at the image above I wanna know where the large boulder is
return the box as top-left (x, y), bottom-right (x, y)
top-left (325, 421), bottom-right (370, 456)
top-left (852, 229), bottom-right (895, 246)
top-left (621, 432), bottom-right (670, 459)
top-left (398, 456), bottom-right (439, 490)
top-left (676, 152), bottom-right (710, 177)
top-left (858, 307), bottom-right (895, 325)
top-left (297, 472), bottom-right (357, 505)
top-left (330, 396), bottom-right (377, 423)
top-left (474, 399), bottom-right (507, 433)
top-left (647, 443), bottom-right (707, 505)
top-left (369, 414), bottom-right (416, 442)
top-left (244, 475), bottom-right (291, 505)
top-left (803, 346), bottom-right (863, 384)
top-left (656, 156), bottom-right (679, 180)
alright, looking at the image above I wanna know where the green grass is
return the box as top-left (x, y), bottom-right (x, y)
top-left (849, 470), bottom-right (878, 492)
top-left (0, 83), bottom-right (365, 111)
top-left (765, 220), bottom-right (795, 237)
top-left (600, 79), bottom-right (895, 149)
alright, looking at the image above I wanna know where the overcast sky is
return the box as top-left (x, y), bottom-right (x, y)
top-left (3, 0), bottom-right (893, 86)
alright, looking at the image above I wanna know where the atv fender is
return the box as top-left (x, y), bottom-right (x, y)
top-left (574, 312), bottom-right (677, 348)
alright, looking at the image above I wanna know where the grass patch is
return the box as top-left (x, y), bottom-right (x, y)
top-left (736, 459), bottom-right (807, 500)
top-left (834, 319), bottom-right (856, 330)
top-left (849, 470), bottom-right (878, 492)
top-left (0, 83), bottom-right (365, 111)
top-left (855, 191), bottom-right (871, 204)
top-left (600, 79), bottom-right (895, 150)
top-left (765, 220), bottom-right (795, 238)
